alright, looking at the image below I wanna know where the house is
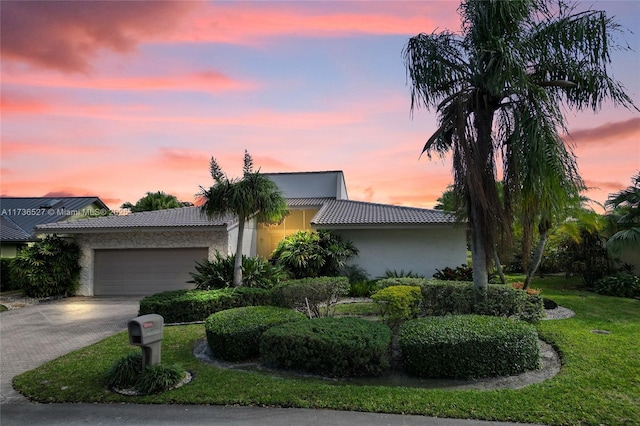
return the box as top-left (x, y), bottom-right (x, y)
top-left (35, 171), bottom-right (467, 296)
top-left (0, 197), bottom-right (109, 257)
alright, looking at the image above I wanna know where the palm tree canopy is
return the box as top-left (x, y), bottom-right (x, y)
top-left (404, 0), bottom-right (637, 287)
top-left (604, 172), bottom-right (640, 255)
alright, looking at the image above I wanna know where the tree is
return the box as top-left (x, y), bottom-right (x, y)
top-left (121, 191), bottom-right (186, 212)
top-left (605, 171), bottom-right (640, 257)
top-left (199, 151), bottom-right (288, 286)
top-left (404, 0), bottom-right (637, 303)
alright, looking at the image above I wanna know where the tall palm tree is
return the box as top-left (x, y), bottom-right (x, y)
top-left (199, 151), bottom-right (288, 286)
top-left (404, 0), bottom-right (637, 303)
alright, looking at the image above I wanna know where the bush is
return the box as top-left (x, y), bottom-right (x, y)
top-left (371, 285), bottom-right (422, 330)
top-left (11, 235), bottom-right (80, 297)
top-left (188, 252), bottom-right (287, 290)
top-left (432, 264), bottom-right (473, 281)
top-left (421, 280), bottom-right (544, 323)
top-left (205, 306), bottom-right (306, 362)
top-left (594, 273), bottom-right (640, 298)
top-left (270, 276), bottom-right (349, 318)
top-left (379, 269), bottom-right (424, 279)
top-left (348, 280), bottom-right (377, 297)
top-left (135, 363), bottom-right (186, 395)
top-left (260, 317), bottom-right (392, 378)
top-left (376, 277), bottom-right (428, 290)
top-left (399, 315), bottom-right (540, 379)
top-left (1, 258), bottom-right (20, 292)
top-left (138, 287), bottom-right (272, 323)
top-left (271, 230), bottom-right (358, 279)
top-left (105, 352), bottom-right (142, 389)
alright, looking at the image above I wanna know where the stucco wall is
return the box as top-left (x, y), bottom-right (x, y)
top-left (72, 229), bottom-right (227, 295)
top-left (334, 226), bottom-right (467, 279)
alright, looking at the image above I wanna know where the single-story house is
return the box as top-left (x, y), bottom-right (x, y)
top-left (36, 171), bottom-right (467, 296)
top-left (0, 197), bottom-right (109, 257)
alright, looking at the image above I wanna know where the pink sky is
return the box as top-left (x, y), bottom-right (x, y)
top-left (1, 1), bottom-right (639, 212)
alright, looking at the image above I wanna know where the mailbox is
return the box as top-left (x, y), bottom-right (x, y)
top-left (128, 314), bottom-right (164, 367)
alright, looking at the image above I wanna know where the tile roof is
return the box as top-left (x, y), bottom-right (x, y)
top-left (0, 197), bottom-right (108, 241)
top-left (0, 215), bottom-right (32, 241)
top-left (35, 207), bottom-right (232, 232)
top-left (311, 199), bottom-right (457, 226)
top-left (284, 198), bottom-right (334, 207)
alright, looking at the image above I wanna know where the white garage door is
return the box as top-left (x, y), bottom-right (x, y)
top-left (93, 248), bottom-right (208, 296)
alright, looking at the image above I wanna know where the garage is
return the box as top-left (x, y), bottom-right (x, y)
top-left (93, 248), bottom-right (208, 296)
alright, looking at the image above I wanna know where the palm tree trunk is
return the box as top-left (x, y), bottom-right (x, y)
top-left (470, 203), bottom-right (489, 309)
top-left (493, 248), bottom-right (506, 284)
top-left (233, 218), bottom-right (245, 287)
top-left (524, 220), bottom-right (550, 289)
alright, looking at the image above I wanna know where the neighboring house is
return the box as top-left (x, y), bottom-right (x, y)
top-left (0, 197), bottom-right (109, 257)
top-left (36, 171), bottom-right (467, 296)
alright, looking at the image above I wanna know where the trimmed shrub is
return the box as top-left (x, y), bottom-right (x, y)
top-left (260, 317), bottom-right (392, 378)
top-left (348, 280), bottom-right (378, 297)
top-left (138, 287), bottom-right (272, 323)
top-left (10, 235), bottom-right (80, 297)
top-left (376, 277), bottom-right (428, 290)
top-left (371, 285), bottom-right (422, 330)
top-left (399, 315), bottom-right (540, 379)
top-left (421, 280), bottom-right (545, 323)
top-left (594, 273), bottom-right (640, 298)
top-left (270, 276), bottom-right (349, 318)
top-left (105, 352), bottom-right (142, 389)
top-left (205, 306), bottom-right (306, 362)
top-left (135, 364), bottom-right (186, 395)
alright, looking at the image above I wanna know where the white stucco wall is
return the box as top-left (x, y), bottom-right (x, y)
top-left (72, 229), bottom-right (227, 295)
top-left (227, 219), bottom-right (257, 257)
top-left (333, 225), bottom-right (467, 279)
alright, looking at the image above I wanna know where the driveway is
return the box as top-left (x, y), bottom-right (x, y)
top-left (0, 296), bottom-right (140, 404)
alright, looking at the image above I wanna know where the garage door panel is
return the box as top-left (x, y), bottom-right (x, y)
top-left (94, 248), bottom-right (207, 296)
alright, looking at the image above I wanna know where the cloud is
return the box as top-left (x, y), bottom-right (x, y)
top-left (0, 1), bottom-right (198, 73)
top-left (569, 117), bottom-right (640, 146)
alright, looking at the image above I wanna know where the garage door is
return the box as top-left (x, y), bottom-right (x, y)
top-left (93, 248), bottom-right (208, 296)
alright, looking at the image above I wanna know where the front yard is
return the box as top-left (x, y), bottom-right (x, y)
top-left (12, 276), bottom-right (640, 425)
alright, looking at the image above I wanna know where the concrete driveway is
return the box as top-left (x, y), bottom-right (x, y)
top-left (0, 296), bottom-right (140, 404)
top-left (0, 297), bottom-right (540, 426)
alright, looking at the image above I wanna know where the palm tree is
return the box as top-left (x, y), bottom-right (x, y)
top-left (404, 0), bottom-right (637, 303)
top-left (605, 171), bottom-right (640, 257)
top-left (199, 151), bottom-right (288, 286)
top-left (121, 191), bottom-right (183, 212)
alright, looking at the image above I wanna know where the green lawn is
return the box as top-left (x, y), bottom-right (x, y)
top-left (13, 276), bottom-right (640, 425)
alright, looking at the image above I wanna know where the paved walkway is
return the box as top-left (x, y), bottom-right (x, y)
top-left (0, 297), bottom-right (542, 425)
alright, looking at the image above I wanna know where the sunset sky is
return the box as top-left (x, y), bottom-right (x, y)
top-left (1, 0), bottom-right (639, 212)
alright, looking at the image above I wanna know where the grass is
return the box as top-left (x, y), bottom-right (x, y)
top-left (12, 276), bottom-right (640, 425)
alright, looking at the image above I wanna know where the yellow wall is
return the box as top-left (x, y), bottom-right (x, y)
top-left (257, 208), bottom-right (318, 258)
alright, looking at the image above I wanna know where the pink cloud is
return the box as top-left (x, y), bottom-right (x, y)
top-left (168, 3), bottom-right (452, 46)
top-left (1, 1), bottom-right (199, 73)
top-left (569, 117), bottom-right (640, 146)
top-left (3, 70), bottom-right (254, 94)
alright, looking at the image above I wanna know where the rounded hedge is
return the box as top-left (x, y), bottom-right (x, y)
top-left (259, 317), bottom-right (392, 378)
top-left (399, 315), bottom-right (540, 379)
top-left (138, 287), bottom-right (272, 323)
top-left (205, 306), bottom-right (307, 362)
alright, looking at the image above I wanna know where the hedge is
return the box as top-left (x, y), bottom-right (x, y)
top-left (138, 287), bottom-right (272, 323)
top-left (421, 280), bottom-right (545, 323)
top-left (399, 315), bottom-right (540, 379)
top-left (205, 306), bottom-right (307, 362)
top-left (270, 276), bottom-right (349, 318)
top-left (260, 317), bottom-right (392, 378)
